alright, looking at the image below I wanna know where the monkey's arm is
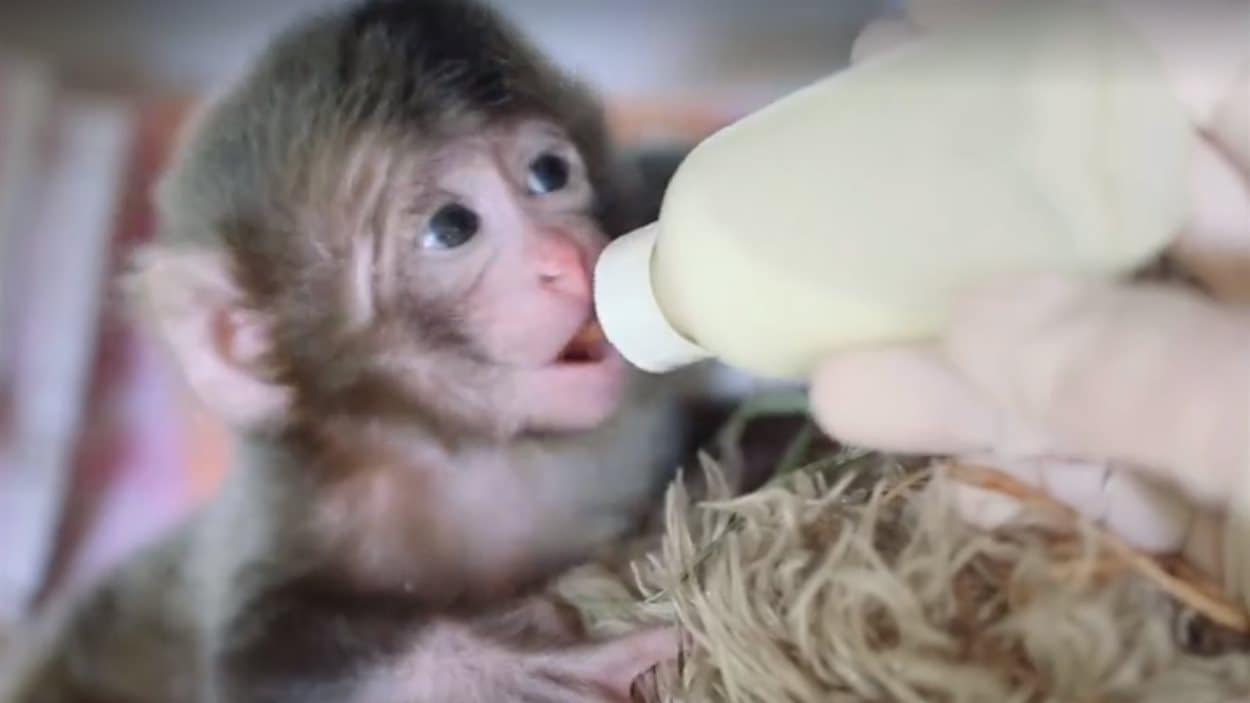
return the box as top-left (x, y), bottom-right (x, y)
top-left (215, 577), bottom-right (674, 703)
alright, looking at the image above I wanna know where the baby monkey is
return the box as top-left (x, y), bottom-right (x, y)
top-left (0, 1), bottom-right (710, 700)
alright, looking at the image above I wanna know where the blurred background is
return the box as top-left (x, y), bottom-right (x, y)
top-left (0, 0), bottom-right (887, 631)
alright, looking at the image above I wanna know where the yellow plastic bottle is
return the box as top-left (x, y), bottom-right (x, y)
top-left (594, 0), bottom-right (1195, 381)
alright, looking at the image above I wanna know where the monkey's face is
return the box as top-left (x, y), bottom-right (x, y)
top-left (384, 119), bottom-right (627, 432)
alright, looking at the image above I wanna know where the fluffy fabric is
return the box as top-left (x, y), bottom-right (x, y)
top-left (557, 449), bottom-right (1250, 702)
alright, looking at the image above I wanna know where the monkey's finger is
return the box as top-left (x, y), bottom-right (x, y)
top-left (564, 627), bottom-right (681, 700)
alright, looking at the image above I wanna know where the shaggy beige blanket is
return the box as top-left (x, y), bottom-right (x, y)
top-left (557, 446), bottom-right (1250, 702)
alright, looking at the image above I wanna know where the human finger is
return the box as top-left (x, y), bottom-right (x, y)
top-left (944, 274), bottom-right (1250, 507)
top-left (809, 345), bottom-right (1002, 456)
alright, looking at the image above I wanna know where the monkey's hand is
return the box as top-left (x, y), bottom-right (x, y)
top-left (218, 587), bottom-right (679, 703)
top-left (468, 594), bottom-right (680, 701)
top-left (808, 0), bottom-right (1250, 583)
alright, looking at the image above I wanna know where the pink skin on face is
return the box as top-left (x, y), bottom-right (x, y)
top-left (413, 121), bottom-right (629, 433)
top-left (478, 226), bottom-right (628, 431)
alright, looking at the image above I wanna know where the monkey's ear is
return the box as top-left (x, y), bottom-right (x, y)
top-left (125, 245), bottom-right (291, 429)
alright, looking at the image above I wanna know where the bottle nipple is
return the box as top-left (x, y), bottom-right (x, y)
top-left (594, 223), bottom-right (711, 374)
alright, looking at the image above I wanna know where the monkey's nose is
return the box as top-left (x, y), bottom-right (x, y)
top-left (534, 236), bottom-right (591, 300)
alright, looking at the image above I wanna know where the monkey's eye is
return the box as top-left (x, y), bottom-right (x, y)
top-left (421, 203), bottom-right (480, 250)
top-left (526, 153), bottom-right (570, 195)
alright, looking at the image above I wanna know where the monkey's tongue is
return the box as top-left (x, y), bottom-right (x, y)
top-left (558, 319), bottom-right (608, 363)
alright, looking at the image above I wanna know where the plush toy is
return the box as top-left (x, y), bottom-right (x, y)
top-left (559, 427), bottom-right (1250, 702)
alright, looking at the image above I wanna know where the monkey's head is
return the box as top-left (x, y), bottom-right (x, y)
top-left (134, 0), bottom-right (640, 442)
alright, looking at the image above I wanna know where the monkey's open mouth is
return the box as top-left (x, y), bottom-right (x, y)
top-left (556, 319), bottom-right (609, 364)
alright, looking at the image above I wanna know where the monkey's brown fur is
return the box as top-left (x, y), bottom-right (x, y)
top-left (0, 2), bottom-right (721, 701)
top-left (159, 0), bottom-right (634, 441)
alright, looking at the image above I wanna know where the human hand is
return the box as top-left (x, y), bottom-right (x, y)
top-left (811, 0), bottom-right (1250, 578)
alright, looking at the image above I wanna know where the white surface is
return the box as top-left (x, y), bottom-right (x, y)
top-left (0, 97), bottom-right (133, 622)
top-left (0, 60), bottom-right (54, 394)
